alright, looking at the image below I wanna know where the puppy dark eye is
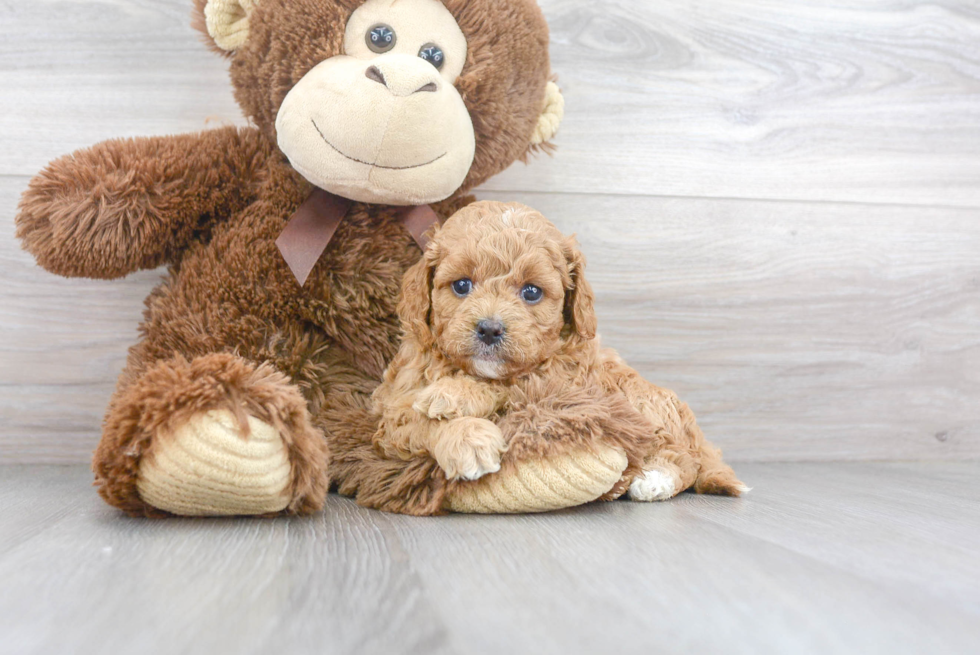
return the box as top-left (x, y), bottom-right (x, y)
top-left (366, 24), bottom-right (396, 53)
top-left (452, 279), bottom-right (473, 297)
top-left (419, 44), bottom-right (445, 69)
top-left (521, 284), bottom-right (543, 304)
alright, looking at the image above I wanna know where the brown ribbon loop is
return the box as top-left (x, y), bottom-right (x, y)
top-left (397, 204), bottom-right (440, 252)
top-left (276, 188), bottom-right (352, 287)
top-left (276, 188), bottom-right (440, 286)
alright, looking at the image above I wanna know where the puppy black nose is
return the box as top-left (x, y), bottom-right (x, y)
top-left (475, 319), bottom-right (506, 346)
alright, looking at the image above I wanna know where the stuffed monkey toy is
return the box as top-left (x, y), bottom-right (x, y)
top-left (15, 0), bottom-right (644, 516)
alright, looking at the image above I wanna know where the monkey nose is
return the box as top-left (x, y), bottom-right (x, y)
top-left (365, 66), bottom-right (387, 87)
top-left (365, 57), bottom-right (441, 96)
top-left (475, 319), bottom-right (506, 346)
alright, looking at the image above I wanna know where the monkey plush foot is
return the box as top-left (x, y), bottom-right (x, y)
top-left (445, 445), bottom-right (628, 513)
top-left (94, 353), bottom-right (329, 517)
top-left (137, 409), bottom-right (294, 516)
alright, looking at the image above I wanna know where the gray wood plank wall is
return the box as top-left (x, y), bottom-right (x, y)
top-left (1, 1), bottom-right (978, 463)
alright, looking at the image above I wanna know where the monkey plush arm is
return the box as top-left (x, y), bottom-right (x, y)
top-left (16, 126), bottom-right (272, 279)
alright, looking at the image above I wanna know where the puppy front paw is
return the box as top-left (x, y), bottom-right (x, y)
top-left (414, 378), bottom-right (499, 420)
top-left (433, 417), bottom-right (507, 481)
top-left (413, 383), bottom-right (463, 419)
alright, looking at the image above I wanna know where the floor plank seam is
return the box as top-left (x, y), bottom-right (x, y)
top-left (7, 172), bottom-right (980, 212)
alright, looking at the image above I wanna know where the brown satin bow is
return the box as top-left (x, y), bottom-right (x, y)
top-left (275, 188), bottom-right (439, 286)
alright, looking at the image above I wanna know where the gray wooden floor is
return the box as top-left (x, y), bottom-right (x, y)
top-left (1, 462), bottom-right (978, 655)
top-left (2, 3), bottom-right (979, 653)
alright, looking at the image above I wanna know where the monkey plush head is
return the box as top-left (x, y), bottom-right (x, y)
top-left (195, 0), bottom-right (564, 205)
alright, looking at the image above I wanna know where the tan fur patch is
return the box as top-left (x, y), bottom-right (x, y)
top-left (372, 201), bottom-right (746, 514)
top-left (431, 416), bottom-right (507, 481)
top-left (18, 1), bottom-right (581, 517)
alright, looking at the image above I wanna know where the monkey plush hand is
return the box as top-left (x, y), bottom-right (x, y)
top-left (15, 0), bottom-right (589, 517)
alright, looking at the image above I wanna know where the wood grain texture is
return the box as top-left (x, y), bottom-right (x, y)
top-left (0, 1), bottom-right (244, 176)
top-left (482, 191), bottom-right (980, 462)
top-left (490, 0), bottom-right (980, 206)
top-left (4, 7), bottom-right (979, 651)
top-left (1, 463), bottom-right (978, 655)
top-left (3, 1), bottom-right (980, 205)
top-left (3, 176), bottom-right (977, 462)
top-left (2, 1), bottom-right (979, 463)
top-left (683, 461), bottom-right (980, 612)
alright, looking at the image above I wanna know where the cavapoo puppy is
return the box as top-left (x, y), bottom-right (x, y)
top-left (372, 201), bottom-right (746, 504)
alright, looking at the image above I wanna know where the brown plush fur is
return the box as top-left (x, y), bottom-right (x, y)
top-left (200, 0), bottom-right (553, 190)
top-left (98, 353), bottom-right (329, 516)
top-left (16, 0), bottom-right (557, 516)
top-left (373, 202), bottom-right (745, 506)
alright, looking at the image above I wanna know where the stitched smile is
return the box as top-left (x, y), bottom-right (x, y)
top-left (311, 119), bottom-right (447, 170)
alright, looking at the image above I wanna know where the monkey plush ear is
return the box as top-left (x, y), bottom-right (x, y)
top-left (530, 81), bottom-right (565, 146)
top-left (562, 236), bottom-right (597, 340)
top-left (200, 0), bottom-right (258, 52)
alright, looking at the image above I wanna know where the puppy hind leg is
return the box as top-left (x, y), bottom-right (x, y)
top-left (609, 369), bottom-right (698, 501)
top-left (694, 443), bottom-right (750, 497)
top-left (606, 359), bottom-right (748, 499)
top-left (628, 450), bottom-right (697, 502)
top-left (665, 392), bottom-right (748, 497)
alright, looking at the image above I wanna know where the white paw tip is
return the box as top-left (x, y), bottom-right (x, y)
top-left (460, 461), bottom-right (500, 481)
top-left (737, 485), bottom-right (752, 494)
top-left (629, 469), bottom-right (676, 502)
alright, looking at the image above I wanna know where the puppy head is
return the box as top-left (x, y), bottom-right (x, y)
top-left (398, 200), bottom-right (596, 379)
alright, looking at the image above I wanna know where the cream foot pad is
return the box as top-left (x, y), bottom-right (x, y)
top-left (445, 445), bottom-right (628, 514)
top-left (137, 409), bottom-right (292, 516)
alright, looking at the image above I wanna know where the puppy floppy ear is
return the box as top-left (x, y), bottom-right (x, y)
top-left (398, 244), bottom-right (440, 348)
top-left (562, 236), bottom-right (597, 340)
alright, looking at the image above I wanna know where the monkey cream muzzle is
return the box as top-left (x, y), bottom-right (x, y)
top-left (275, 54), bottom-right (475, 206)
top-left (309, 118), bottom-right (447, 171)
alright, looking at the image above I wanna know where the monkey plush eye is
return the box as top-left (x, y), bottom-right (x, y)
top-left (418, 44), bottom-right (445, 70)
top-left (521, 284), bottom-right (543, 304)
top-left (452, 279), bottom-right (473, 297)
top-left (366, 24), bottom-right (396, 53)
